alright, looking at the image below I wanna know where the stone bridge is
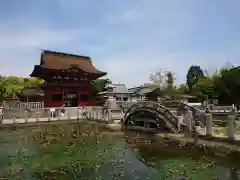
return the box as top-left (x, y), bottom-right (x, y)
top-left (123, 101), bottom-right (180, 132)
top-left (122, 101), bottom-right (207, 133)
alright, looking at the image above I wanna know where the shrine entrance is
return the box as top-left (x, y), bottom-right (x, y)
top-left (64, 92), bottom-right (78, 107)
top-left (30, 50), bottom-right (107, 107)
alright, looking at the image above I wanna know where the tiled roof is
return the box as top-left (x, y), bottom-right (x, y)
top-left (128, 86), bottom-right (142, 94)
top-left (21, 86), bottom-right (44, 96)
top-left (135, 86), bottom-right (158, 95)
top-left (37, 50), bottom-right (106, 74)
top-left (111, 84), bottom-right (131, 94)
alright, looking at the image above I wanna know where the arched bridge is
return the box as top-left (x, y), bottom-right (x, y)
top-left (122, 101), bottom-right (207, 133)
top-left (160, 101), bottom-right (206, 127)
top-left (123, 101), bottom-right (180, 133)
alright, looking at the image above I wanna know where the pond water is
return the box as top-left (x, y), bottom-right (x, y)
top-left (0, 122), bottom-right (240, 180)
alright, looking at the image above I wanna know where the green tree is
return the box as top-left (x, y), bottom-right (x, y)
top-left (165, 71), bottom-right (175, 89)
top-left (214, 67), bottom-right (240, 104)
top-left (92, 78), bottom-right (112, 95)
top-left (186, 65), bottom-right (204, 91)
top-left (0, 75), bottom-right (6, 101)
top-left (193, 77), bottom-right (217, 101)
top-left (177, 84), bottom-right (189, 94)
top-left (0, 76), bottom-right (45, 100)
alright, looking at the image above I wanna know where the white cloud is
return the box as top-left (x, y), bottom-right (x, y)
top-left (0, 0), bottom-right (238, 88)
top-left (99, 53), bottom-right (185, 87)
top-left (0, 23), bottom-right (92, 50)
top-left (0, 21), bottom-right (95, 77)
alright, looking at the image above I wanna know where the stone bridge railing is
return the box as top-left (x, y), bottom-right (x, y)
top-left (123, 101), bottom-right (180, 132)
top-left (117, 101), bottom-right (238, 113)
top-left (0, 106), bottom-right (123, 125)
top-left (3, 102), bottom-right (44, 109)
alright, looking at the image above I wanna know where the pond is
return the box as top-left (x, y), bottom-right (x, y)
top-left (0, 122), bottom-right (240, 180)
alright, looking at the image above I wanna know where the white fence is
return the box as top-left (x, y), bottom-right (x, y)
top-left (18, 102), bottom-right (44, 109)
top-left (0, 106), bottom-right (123, 125)
top-left (4, 102), bottom-right (44, 109)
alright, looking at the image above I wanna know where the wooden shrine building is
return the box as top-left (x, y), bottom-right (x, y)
top-left (30, 50), bottom-right (107, 107)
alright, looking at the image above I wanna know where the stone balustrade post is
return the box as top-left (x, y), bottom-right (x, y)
top-left (57, 109), bottom-right (60, 120)
top-left (104, 109), bottom-right (107, 120)
top-left (206, 114), bottom-right (213, 136)
top-left (77, 107), bottom-right (80, 120)
top-left (47, 109), bottom-right (51, 121)
top-left (67, 109), bottom-right (70, 120)
top-left (98, 109), bottom-right (101, 120)
top-left (13, 115), bottom-right (16, 124)
top-left (90, 110), bottom-right (93, 119)
top-left (88, 109), bottom-right (91, 119)
top-left (36, 114), bottom-right (39, 122)
top-left (93, 110), bottom-right (96, 120)
top-left (227, 108), bottom-right (236, 140)
top-left (24, 110), bottom-right (28, 123)
top-left (108, 109), bottom-right (113, 123)
top-left (86, 109), bottom-right (90, 119)
top-left (183, 109), bottom-right (193, 132)
top-left (177, 116), bottom-right (183, 131)
top-left (87, 109), bottom-right (90, 119)
top-left (95, 110), bottom-right (98, 120)
top-left (90, 109), bottom-right (92, 119)
top-left (94, 109), bottom-right (97, 120)
top-left (94, 110), bottom-right (97, 120)
top-left (96, 110), bottom-right (99, 120)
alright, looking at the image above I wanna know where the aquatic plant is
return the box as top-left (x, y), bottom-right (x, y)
top-left (0, 123), bottom-right (123, 179)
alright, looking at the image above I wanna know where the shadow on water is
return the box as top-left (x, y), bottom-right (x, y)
top-left (0, 122), bottom-right (240, 179)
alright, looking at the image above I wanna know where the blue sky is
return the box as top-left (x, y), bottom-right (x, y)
top-left (0, 0), bottom-right (239, 87)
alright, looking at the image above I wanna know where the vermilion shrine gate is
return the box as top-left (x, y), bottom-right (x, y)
top-left (30, 50), bottom-right (107, 107)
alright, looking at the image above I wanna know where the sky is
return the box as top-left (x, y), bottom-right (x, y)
top-left (0, 0), bottom-right (240, 87)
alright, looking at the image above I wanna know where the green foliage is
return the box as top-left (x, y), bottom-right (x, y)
top-left (0, 123), bottom-right (123, 179)
top-left (92, 78), bottom-right (111, 95)
top-left (184, 65), bottom-right (240, 104)
top-left (0, 74), bottom-right (110, 101)
top-left (0, 75), bottom-right (44, 100)
top-left (165, 71), bottom-right (175, 89)
top-left (193, 77), bottom-right (217, 99)
top-left (214, 67), bottom-right (240, 104)
top-left (177, 84), bottom-right (189, 94)
top-left (186, 65), bottom-right (204, 91)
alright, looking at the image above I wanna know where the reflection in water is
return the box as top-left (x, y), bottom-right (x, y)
top-left (0, 122), bottom-right (239, 179)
